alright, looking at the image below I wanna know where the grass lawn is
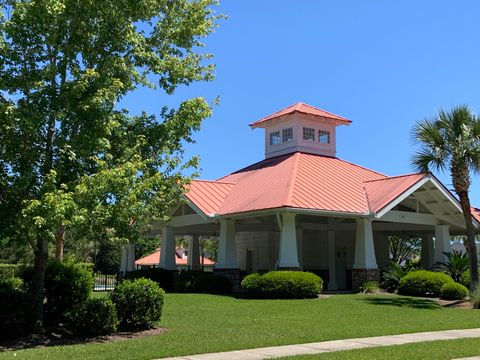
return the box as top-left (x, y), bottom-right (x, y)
top-left (279, 337), bottom-right (480, 359)
top-left (2, 293), bottom-right (480, 360)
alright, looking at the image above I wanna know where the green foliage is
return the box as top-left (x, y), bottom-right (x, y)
top-left (241, 271), bottom-right (323, 299)
top-left (124, 267), bottom-right (176, 292)
top-left (110, 278), bottom-right (164, 331)
top-left (360, 281), bottom-right (381, 294)
top-left (0, 263), bottom-right (25, 278)
top-left (0, 277), bottom-right (33, 338)
top-left (398, 270), bottom-right (454, 297)
top-left (22, 260), bottom-right (94, 322)
top-left (470, 286), bottom-right (480, 309)
top-left (388, 235), bottom-right (421, 264)
top-left (0, 0), bottom-right (221, 327)
top-left (175, 271), bottom-right (231, 294)
top-left (434, 250), bottom-right (469, 283)
top-left (381, 262), bottom-right (408, 292)
top-left (68, 297), bottom-right (118, 336)
top-left (440, 282), bottom-right (469, 300)
top-left (95, 240), bottom-right (122, 275)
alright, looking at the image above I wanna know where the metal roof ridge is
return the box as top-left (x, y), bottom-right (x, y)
top-left (190, 179), bottom-right (236, 185)
top-left (282, 152), bottom-right (301, 207)
top-left (363, 172), bottom-right (427, 184)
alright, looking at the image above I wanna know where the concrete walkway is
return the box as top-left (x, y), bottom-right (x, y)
top-left (158, 328), bottom-right (480, 360)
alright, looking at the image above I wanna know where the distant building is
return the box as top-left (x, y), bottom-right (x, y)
top-left (135, 247), bottom-right (215, 271)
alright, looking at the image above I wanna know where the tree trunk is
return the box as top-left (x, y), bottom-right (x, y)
top-left (55, 226), bottom-right (65, 261)
top-left (458, 191), bottom-right (479, 289)
top-left (31, 237), bottom-right (49, 330)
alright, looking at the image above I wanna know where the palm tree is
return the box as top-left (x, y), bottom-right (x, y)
top-left (433, 250), bottom-right (469, 283)
top-left (412, 105), bottom-right (480, 289)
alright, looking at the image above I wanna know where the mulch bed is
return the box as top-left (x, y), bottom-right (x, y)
top-left (0, 325), bottom-right (168, 352)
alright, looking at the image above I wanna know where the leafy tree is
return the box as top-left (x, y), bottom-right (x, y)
top-left (412, 106), bottom-right (480, 289)
top-left (0, 0), bottom-right (220, 328)
top-left (388, 235), bottom-right (421, 264)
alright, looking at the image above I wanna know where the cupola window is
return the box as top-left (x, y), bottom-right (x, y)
top-left (303, 127), bottom-right (315, 141)
top-left (318, 130), bottom-right (330, 144)
top-left (269, 131), bottom-right (281, 145)
top-left (282, 128), bottom-right (293, 143)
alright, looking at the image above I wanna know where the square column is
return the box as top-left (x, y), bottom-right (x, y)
top-left (120, 244), bottom-right (135, 273)
top-left (353, 218), bottom-right (378, 269)
top-left (421, 234), bottom-right (434, 269)
top-left (352, 218), bottom-right (379, 291)
top-left (327, 229), bottom-right (337, 290)
top-left (434, 225), bottom-right (451, 263)
top-left (159, 225), bottom-right (177, 270)
top-left (188, 234), bottom-right (201, 270)
top-left (216, 220), bottom-right (237, 269)
top-left (278, 213), bottom-right (300, 269)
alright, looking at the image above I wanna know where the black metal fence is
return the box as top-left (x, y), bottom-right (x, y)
top-left (94, 273), bottom-right (118, 291)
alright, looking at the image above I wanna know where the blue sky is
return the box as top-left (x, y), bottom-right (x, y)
top-left (123, 1), bottom-right (480, 205)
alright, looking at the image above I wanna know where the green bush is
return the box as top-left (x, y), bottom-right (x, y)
top-left (124, 268), bottom-right (176, 291)
top-left (241, 271), bottom-right (323, 299)
top-left (110, 278), bottom-right (164, 331)
top-left (43, 260), bottom-right (94, 322)
top-left (398, 270), bottom-right (453, 297)
top-left (360, 281), bottom-right (381, 294)
top-left (175, 271), bottom-right (232, 294)
top-left (381, 262), bottom-right (408, 292)
top-left (440, 282), bottom-right (469, 300)
top-left (69, 298), bottom-right (118, 336)
top-left (0, 277), bottom-right (33, 338)
top-left (0, 263), bottom-right (25, 278)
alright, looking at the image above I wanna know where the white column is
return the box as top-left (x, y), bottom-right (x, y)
top-left (296, 228), bottom-right (303, 270)
top-left (353, 218), bottom-right (378, 269)
top-left (278, 213), bottom-right (300, 269)
top-left (216, 220), bottom-right (237, 269)
top-left (434, 225), bottom-right (451, 263)
top-left (421, 234), bottom-right (434, 268)
top-left (120, 244), bottom-right (135, 272)
top-left (188, 234), bottom-right (201, 270)
top-left (120, 246), bottom-right (128, 273)
top-left (327, 229), bottom-right (337, 290)
top-left (159, 225), bottom-right (177, 270)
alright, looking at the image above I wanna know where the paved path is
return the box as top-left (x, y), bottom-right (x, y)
top-left (158, 328), bottom-right (480, 360)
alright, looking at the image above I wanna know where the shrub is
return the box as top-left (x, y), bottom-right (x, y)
top-left (360, 281), bottom-right (381, 294)
top-left (175, 270), bottom-right (205, 292)
top-left (0, 277), bottom-right (33, 338)
top-left (381, 262), bottom-right (407, 292)
top-left (0, 263), bottom-right (25, 278)
top-left (175, 271), bottom-right (232, 294)
top-left (398, 270), bottom-right (453, 297)
top-left (69, 298), bottom-right (118, 336)
top-left (440, 282), bottom-right (469, 300)
top-left (44, 260), bottom-right (94, 322)
top-left (193, 273), bottom-right (232, 294)
top-left (241, 271), bottom-right (323, 299)
top-left (124, 268), bottom-right (176, 291)
top-left (471, 286), bottom-right (480, 309)
top-left (110, 278), bottom-right (164, 331)
top-left (459, 269), bottom-right (480, 288)
top-left (434, 250), bottom-right (469, 283)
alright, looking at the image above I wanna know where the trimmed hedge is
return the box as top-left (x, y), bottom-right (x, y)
top-left (0, 277), bottom-right (33, 338)
top-left (241, 271), bottom-right (323, 299)
top-left (0, 263), bottom-right (26, 278)
top-left (398, 270), bottom-right (453, 297)
top-left (110, 278), bottom-right (164, 331)
top-left (124, 268), bottom-right (176, 291)
top-left (175, 271), bottom-right (232, 294)
top-left (69, 298), bottom-right (118, 336)
top-left (440, 282), bottom-right (469, 300)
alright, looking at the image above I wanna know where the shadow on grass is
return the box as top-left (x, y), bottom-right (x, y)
top-left (359, 295), bottom-right (440, 310)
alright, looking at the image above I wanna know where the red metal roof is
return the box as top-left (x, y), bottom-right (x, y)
top-left (472, 207), bottom-right (480, 223)
top-left (135, 248), bottom-right (215, 267)
top-left (185, 180), bottom-right (235, 216)
top-left (364, 173), bottom-right (427, 213)
top-left (249, 102), bottom-right (352, 128)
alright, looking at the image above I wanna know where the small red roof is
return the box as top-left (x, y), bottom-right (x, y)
top-left (249, 102), bottom-right (352, 128)
top-left (472, 207), bottom-right (480, 223)
top-left (135, 248), bottom-right (215, 267)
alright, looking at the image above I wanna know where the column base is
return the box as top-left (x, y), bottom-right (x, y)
top-left (352, 268), bottom-right (380, 292)
top-left (214, 268), bottom-right (242, 292)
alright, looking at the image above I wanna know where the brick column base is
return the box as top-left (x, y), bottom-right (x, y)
top-left (352, 269), bottom-right (381, 292)
top-left (214, 268), bottom-right (242, 291)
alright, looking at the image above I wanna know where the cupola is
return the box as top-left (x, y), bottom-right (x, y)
top-left (250, 102), bottom-right (352, 158)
